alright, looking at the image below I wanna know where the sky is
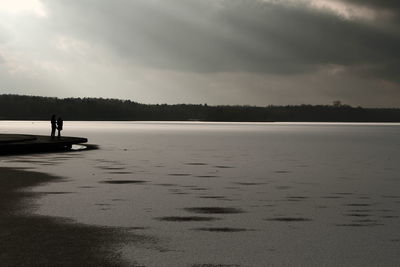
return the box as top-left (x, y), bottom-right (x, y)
top-left (0, 0), bottom-right (399, 107)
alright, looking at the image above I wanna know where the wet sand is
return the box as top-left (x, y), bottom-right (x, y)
top-left (0, 167), bottom-right (142, 267)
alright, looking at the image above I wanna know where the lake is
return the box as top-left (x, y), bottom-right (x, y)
top-left (1, 121), bottom-right (400, 266)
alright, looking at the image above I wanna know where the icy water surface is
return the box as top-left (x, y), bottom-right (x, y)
top-left (1, 121), bottom-right (400, 266)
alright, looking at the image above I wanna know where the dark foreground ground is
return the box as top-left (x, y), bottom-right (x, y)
top-left (0, 167), bottom-right (147, 267)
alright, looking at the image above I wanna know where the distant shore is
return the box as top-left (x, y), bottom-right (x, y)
top-left (0, 167), bottom-right (132, 266)
top-left (1, 94), bottom-right (400, 122)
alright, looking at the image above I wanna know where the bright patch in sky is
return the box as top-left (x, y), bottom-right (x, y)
top-left (309, 0), bottom-right (376, 20)
top-left (262, 0), bottom-right (376, 20)
top-left (0, 0), bottom-right (46, 17)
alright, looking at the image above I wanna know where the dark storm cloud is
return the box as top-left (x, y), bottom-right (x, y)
top-left (40, 0), bottom-right (400, 82)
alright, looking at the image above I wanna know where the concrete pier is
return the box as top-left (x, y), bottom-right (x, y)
top-left (0, 134), bottom-right (88, 154)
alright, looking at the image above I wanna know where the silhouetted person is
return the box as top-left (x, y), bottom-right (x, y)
top-left (57, 117), bottom-right (63, 138)
top-left (51, 114), bottom-right (56, 138)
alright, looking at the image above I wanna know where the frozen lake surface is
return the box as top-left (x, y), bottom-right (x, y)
top-left (1, 121), bottom-right (400, 266)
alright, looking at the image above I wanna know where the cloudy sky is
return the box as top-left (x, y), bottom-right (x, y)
top-left (0, 0), bottom-right (399, 107)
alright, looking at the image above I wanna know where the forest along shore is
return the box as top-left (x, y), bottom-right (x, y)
top-left (1, 94), bottom-right (400, 122)
top-left (0, 167), bottom-right (145, 267)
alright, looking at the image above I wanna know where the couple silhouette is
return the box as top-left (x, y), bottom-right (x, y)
top-left (50, 114), bottom-right (64, 138)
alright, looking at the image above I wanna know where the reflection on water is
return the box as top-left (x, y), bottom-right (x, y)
top-left (1, 121), bottom-right (400, 266)
top-left (71, 144), bottom-right (88, 151)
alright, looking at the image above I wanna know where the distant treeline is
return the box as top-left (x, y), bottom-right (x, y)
top-left (1, 94), bottom-right (400, 122)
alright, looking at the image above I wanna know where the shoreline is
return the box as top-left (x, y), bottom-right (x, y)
top-left (0, 167), bottom-right (137, 267)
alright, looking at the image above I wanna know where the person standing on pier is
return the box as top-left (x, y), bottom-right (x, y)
top-left (57, 117), bottom-right (63, 138)
top-left (51, 114), bottom-right (57, 138)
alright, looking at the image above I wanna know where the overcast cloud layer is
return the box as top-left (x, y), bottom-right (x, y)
top-left (0, 0), bottom-right (399, 106)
